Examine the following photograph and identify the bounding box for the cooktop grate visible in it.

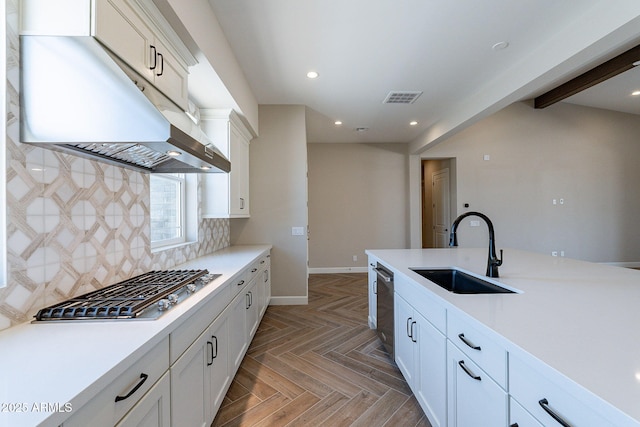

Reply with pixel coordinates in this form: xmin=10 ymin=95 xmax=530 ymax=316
xmin=34 ymin=270 xmax=209 ymax=321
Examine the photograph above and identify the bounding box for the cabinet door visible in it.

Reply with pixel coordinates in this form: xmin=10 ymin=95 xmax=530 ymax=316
xmin=116 ymin=372 xmax=171 ymax=427
xmin=151 ymin=38 xmax=189 ymax=111
xmin=246 ymin=278 xmax=260 ymax=339
xmin=394 ymin=293 xmax=415 ymax=385
xmin=229 ymin=290 xmax=249 ymax=374
xmin=229 ymin=123 xmax=250 ymax=216
xmin=414 ymin=312 xmax=446 ymax=427
xmin=94 ymin=0 xmax=154 ymax=82
xmin=208 ymin=313 xmax=231 ymax=419
xmin=170 ymin=330 xmax=209 ymax=427
xmin=447 ymin=342 xmax=507 ymax=427
xmin=259 ymin=257 xmax=271 ymax=318
xmin=367 ymin=260 xmax=377 ymax=329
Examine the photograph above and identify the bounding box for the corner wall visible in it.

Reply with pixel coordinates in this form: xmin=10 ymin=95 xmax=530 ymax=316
xmin=416 ymin=101 xmax=640 ymax=263
xmin=307 ymin=143 xmax=409 ymax=271
xmin=231 ymin=105 xmax=308 ymax=303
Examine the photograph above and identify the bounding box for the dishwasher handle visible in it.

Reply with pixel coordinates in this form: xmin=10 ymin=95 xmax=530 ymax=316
xmin=374 ymin=268 xmax=393 ymax=283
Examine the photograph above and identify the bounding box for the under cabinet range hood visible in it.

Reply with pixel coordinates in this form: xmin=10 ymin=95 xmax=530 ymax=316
xmin=20 ymin=36 xmax=231 ymax=174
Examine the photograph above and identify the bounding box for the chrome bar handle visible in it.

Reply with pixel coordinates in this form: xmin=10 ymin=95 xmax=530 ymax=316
xmin=373 ymin=268 xmax=392 ymax=283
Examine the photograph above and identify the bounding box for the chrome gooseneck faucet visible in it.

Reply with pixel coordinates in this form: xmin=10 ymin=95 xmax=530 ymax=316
xmin=449 ymin=211 xmax=503 ymax=278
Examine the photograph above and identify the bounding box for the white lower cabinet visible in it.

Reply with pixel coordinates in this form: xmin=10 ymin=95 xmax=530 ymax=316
xmin=170 ymin=252 xmax=271 ymax=427
xmin=258 ymin=255 xmax=271 ymax=318
xmin=116 ymin=372 xmax=171 ymax=427
xmin=246 ymin=278 xmax=260 ymax=340
xmin=229 ymin=280 xmax=249 ymax=373
xmin=395 ymin=292 xmax=446 ymax=427
xmin=447 ymin=342 xmax=507 ymax=427
xmin=207 ymin=314 xmax=232 ymax=416
xmin=170 ymin=313 xmax=230 ymax=427
xmin=509 ymin=353 xmax=615 ymax=427
xmin=62 ymin=338 xmax=170 ymax=427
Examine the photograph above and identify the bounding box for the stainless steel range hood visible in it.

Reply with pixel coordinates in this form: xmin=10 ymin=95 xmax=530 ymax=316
xmin=20 ymin=35 xmax=231 ymax=174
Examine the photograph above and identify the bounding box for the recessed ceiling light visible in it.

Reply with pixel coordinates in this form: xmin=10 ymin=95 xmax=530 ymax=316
xmin=409 ymin=121 xmax=418 ymax=126
xmin=306 ymin=71 xmax=319 ymax=79
xmin=200 ymin=165 xmax=211 ymax=170
xmin=334 ymin=120 xmax=343 ymax=125
xmin=632 ymin=90 xmax=640 ymax=96
xmin=492 ymin=41 xmax=509 ymax=51
xmin=166 ymin=150 xmax=181 ymax=156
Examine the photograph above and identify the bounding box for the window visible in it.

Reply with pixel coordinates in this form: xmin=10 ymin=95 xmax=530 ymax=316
xmin=150 ymin=174 xmax=186 ymax=248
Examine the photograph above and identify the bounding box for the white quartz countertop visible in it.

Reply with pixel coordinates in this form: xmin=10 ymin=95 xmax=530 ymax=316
xmin=366 ymin=247 xmax=640 ymax=424
xmin=0 ymin=245 xmax=271 ymax=427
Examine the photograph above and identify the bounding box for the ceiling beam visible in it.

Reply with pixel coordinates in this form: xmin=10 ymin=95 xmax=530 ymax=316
xmin=534 ymin=44 xmax=640 ymax=109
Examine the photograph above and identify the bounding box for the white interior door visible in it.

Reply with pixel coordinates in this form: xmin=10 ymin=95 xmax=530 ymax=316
xmin=432 ymin=169 xmax=450 ymax=248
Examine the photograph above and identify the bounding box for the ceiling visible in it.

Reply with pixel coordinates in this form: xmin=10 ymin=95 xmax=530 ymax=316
xmin=206 ymin=0 xmax=640 ymax=145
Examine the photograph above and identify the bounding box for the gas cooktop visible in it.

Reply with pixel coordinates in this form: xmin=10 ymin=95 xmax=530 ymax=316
xmin=33 ymin=270 xmax=221 ymax=322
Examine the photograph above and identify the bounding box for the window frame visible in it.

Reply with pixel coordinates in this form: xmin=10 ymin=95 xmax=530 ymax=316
xmin=150 ymin=173 xmax=187 ymax=250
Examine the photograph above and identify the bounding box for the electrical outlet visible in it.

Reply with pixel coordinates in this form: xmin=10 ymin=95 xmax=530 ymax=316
xmin=552 ymin=251 xmax=558 ymax=257
xmin=352 ymin=255 xmax=358 ymax=262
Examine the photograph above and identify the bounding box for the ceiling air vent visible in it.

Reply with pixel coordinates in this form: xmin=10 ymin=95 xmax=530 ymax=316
xmin=383 ymin=91 xmax=423 ymax=104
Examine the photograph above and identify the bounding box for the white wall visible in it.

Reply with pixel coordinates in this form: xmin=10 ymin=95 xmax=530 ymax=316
xmin=159 ymin=0 xmax=259 ymax=134
xmin=417 ymin=101 xmax=640 ymax=263
xmin=307 ymin=143 xmax=409 ymax=270
xmin=231 ymin=105 xmax=308 ymax=303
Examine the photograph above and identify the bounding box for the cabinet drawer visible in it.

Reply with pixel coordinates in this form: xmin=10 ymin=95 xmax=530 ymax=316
xmin=63 ymin=337 xmax=169 ymax=427
xmin=509 ymin=353 xmax=615 ymax=427
xmin=395 ymin=273 xmax=446 ymax=333
xmin=447 ymin=310 xmax=507 ymax=388
xmin=115 ymin=371 xmax=170 ymax=427
xmin=509 ymin=397 xmax=542 ymax=427
xmin=246 ymin=259 xmax=261 ymax=284
xmin=448 ymin=341 xmax=507 ymax=426
xmin=170 ymin=283 xmax=232 ymax=363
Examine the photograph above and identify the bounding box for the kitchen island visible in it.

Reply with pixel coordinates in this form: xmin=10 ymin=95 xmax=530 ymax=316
xmin=0 ymin=245 xmax=271 ymax=427
xmin=367 ymin=247 xmax=640 ymax=426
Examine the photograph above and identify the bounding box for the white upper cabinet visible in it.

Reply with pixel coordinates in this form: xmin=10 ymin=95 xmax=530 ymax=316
xmin=201 ymin=110 xmax=253 ymax=218
xmin=21 ymin=0 xmax=193 ymax=111
xmin=94 ymin=0 xmax=189 ymax=110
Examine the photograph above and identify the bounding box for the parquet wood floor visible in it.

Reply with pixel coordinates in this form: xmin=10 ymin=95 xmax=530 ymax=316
xmin=212 ymin=273 xmax=431 ymax=427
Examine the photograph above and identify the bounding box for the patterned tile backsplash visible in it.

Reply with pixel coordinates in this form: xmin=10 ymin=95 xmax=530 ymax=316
xmin=0 ymin=0 xmax=230 ymax=331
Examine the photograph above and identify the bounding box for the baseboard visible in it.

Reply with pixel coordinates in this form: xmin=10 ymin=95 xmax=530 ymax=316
xmin=308 ymin=267 xmax=368 ymax=274
xmin=268 ymin=296 xmax=308 ymax=305
xmin=600 ymin=261 xmax=640 ymax=269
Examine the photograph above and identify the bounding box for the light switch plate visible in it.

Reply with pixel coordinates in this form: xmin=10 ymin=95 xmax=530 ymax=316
xmin=291 ymin=227 xmax=305 ymax=236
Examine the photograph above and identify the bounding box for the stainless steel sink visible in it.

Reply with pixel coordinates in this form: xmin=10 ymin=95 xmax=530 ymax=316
xmin=411 ymin=268 xmax=516 ymax=294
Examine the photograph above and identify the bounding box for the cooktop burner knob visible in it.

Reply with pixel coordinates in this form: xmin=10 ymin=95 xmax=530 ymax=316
xmin=167 ymin=294 xmax=179 ymax=304
xmin=158 ymin=299 xmax=171 ymax=311
xmin=186 ymin=284 xmax=197 ymax=293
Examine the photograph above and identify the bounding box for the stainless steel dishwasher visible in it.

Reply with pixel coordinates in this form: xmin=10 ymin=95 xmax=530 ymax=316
xmin=375 ymin=263 xmax=394 ymax=359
